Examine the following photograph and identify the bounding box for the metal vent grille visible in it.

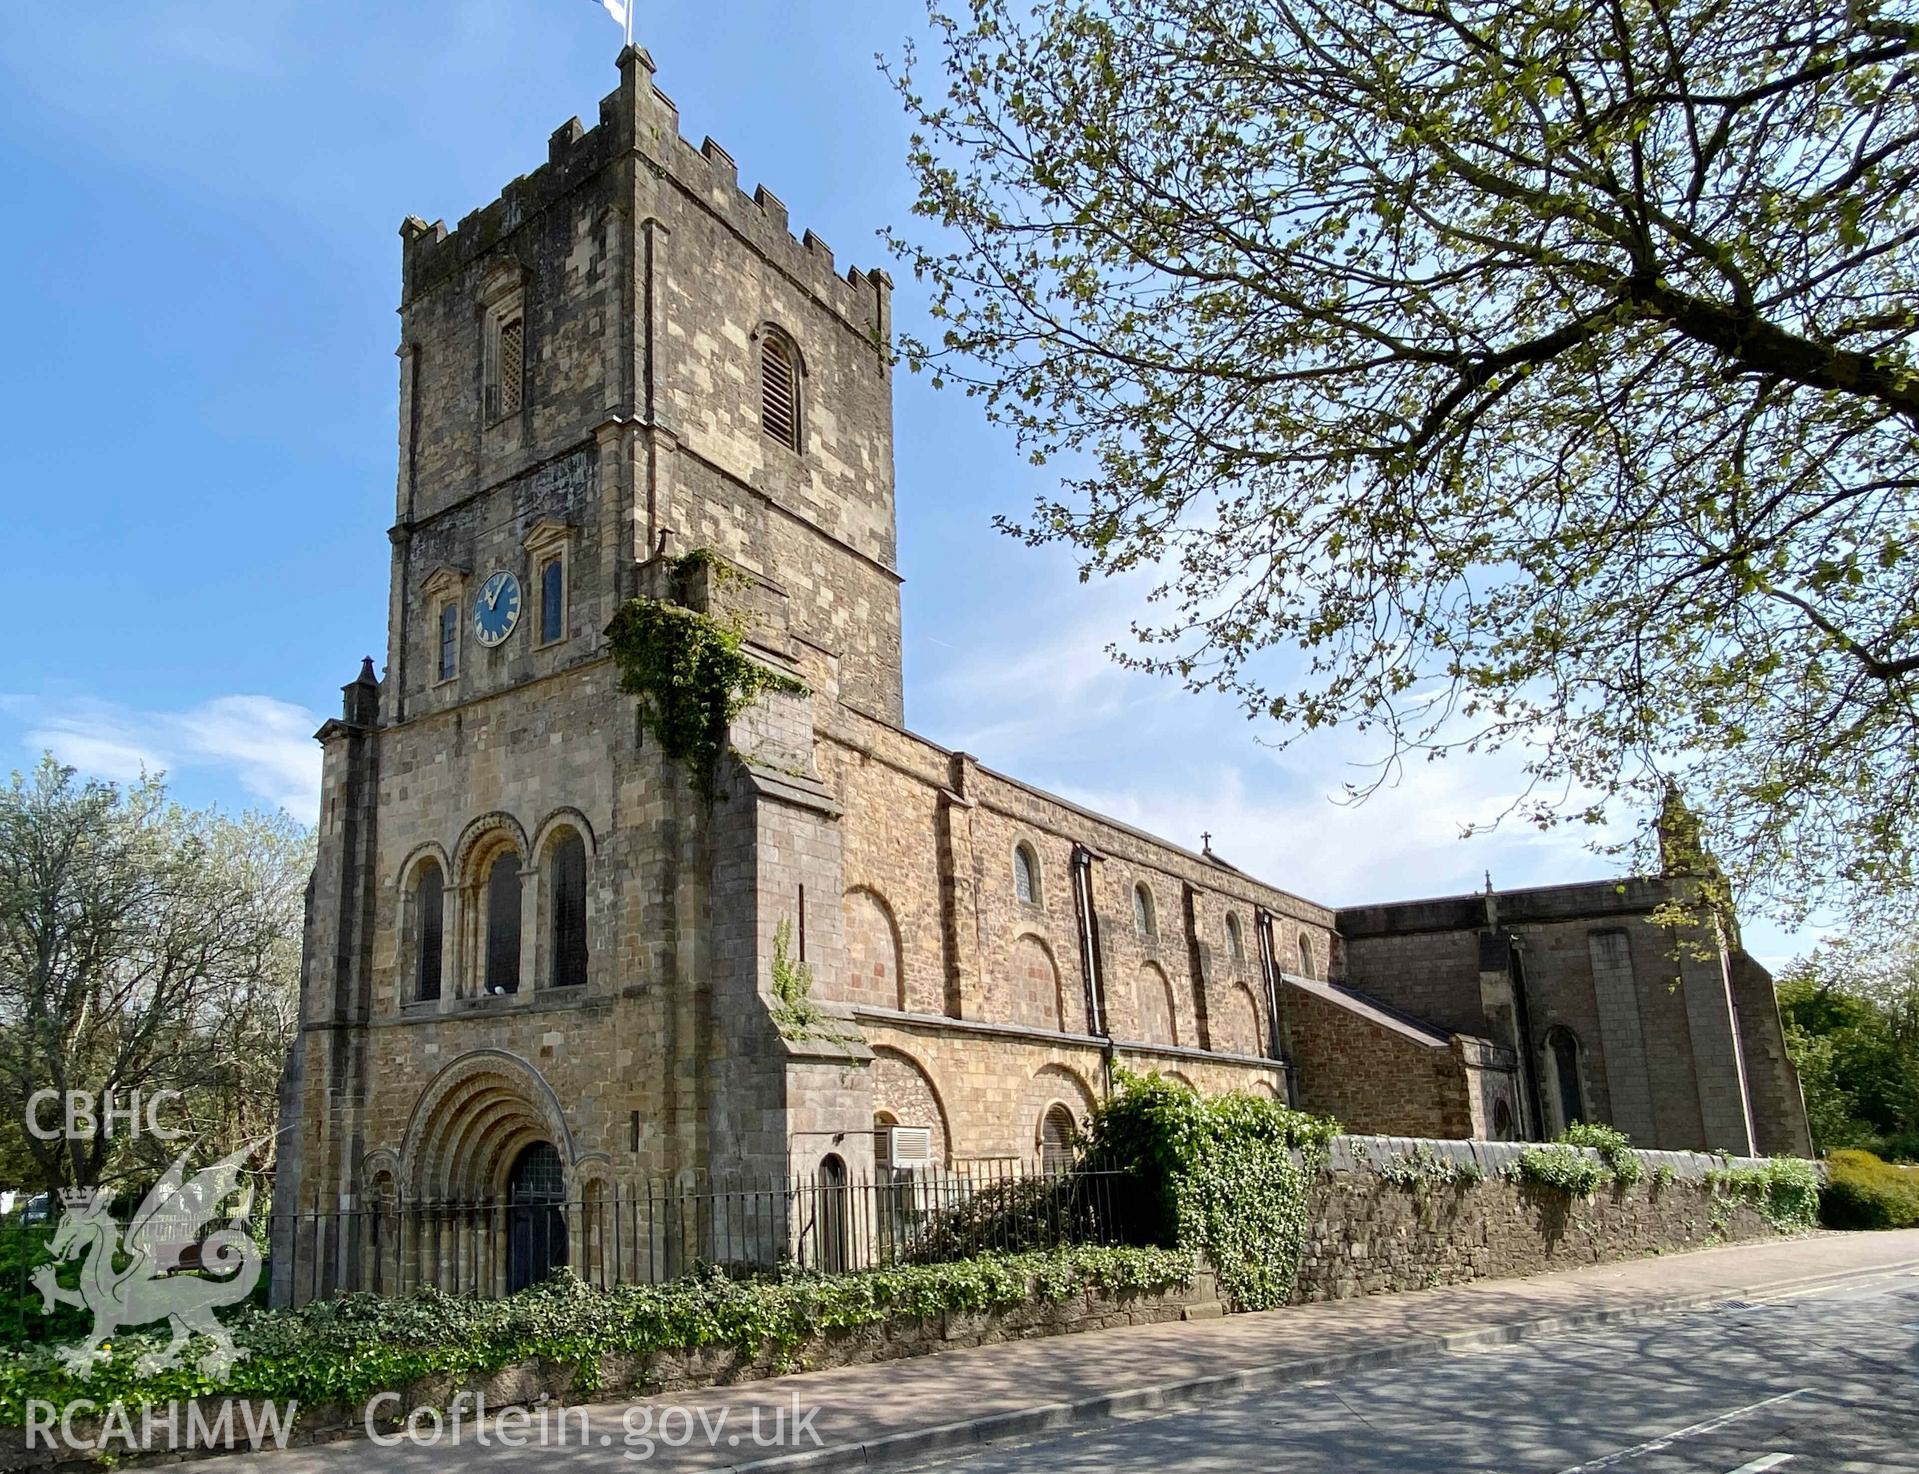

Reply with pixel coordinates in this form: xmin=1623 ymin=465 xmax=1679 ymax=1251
xmin=886 ymin=1125 xmax=933 ymax=1169
xmin=760 ymin=332 xmax=798 ymax=449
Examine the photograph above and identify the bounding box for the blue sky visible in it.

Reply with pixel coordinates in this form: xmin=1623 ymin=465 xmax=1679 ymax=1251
xmin=0 ymin=2 xmax=1804 ymax=963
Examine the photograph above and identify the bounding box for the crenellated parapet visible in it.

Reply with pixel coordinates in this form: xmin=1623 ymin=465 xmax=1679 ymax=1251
xmin=398 ymin=45 xmax=890 ymax=341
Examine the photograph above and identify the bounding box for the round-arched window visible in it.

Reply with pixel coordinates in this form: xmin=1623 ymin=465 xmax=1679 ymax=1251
xmin=485 ymin=849 xmax=523 ymax=995
xmin=548 ymin=831 xmax=588 ymax=988
xmin=1133 ymin=883 xmax=1157 ymax=938
xmin=412 ymin=858 xmax=444 ymax=1002
xmin=1039 ymin=1105 xmax=1077 ymax=1174
xmin=759 ymin=328 xmax=801 ymax=450
xmin=1013 ymin=844 xmax=1039 ymax=905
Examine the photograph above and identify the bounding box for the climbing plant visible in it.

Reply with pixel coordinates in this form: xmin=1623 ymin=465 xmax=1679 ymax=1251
xmin=606 ymin=550 xmax=807 ymax=800
xmin=1377 ymin=1144 xmax=1483 ymax=1192
xmin=1705 ymin=1156 xmax=1821 ymax=1233
xmin=766 ymin=917 xmax=856 ymax=1045
xmin=1082 ymin=1071 xmax=1337 ymax=1311
xmin=1558 ymin=1122 xmax=1645 ymax=1187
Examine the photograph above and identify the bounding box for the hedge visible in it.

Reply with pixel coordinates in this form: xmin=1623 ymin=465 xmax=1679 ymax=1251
xmin=0 ymin=1245 xmax=1193 ymax=1427
xmin=1821 ymin=1149 xmax=1919 ymax=1229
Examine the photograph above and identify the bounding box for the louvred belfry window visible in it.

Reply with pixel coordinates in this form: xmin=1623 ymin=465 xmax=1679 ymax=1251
xmin=497 ymin=317 xmax=525 ymax=417
xmin=760 ymin=330 xmax=799 ymax=450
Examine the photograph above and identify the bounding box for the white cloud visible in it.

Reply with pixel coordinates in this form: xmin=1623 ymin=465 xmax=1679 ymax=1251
xmin=1058 ymin=749 xmax=1615 ymax=909
xmin=911 ymin=575 xmax=1629 ymax=910
xmin=911 ymin=587 xmax=1811 ymax=964
xmin=1 ymin=692 xmax=323 ymax=823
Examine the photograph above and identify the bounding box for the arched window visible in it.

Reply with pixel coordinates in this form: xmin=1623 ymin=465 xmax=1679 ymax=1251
xmin=549 ymin=832 xmax=587 ymax=988
xmin=485 ymin=850 xmax=522 ymax=995
xmin=1225 ymin=912 xmax=1245 ymax=965
xmin=1039 ymin=1105 xmax=1076 ymax=1174
xmin=1013 ymin=843 xmax=1039 ymax=905
xmin=760 ymin=329 xmax=800 ymax=450
xmin=414 ymin=859 xmax=444 ymax=1002
xmin=1548 ymin=1026 xmax=1585 ymax=1129
xmin=1133 ymin=883 xmax=1157 ymax=938
xmin=1297 ymin=934 xmax=1315 ymax=979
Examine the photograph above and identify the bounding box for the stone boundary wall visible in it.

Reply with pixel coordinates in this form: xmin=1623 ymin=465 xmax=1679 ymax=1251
xmin=6 ymin=1273 xmax=1221 ymax=1468
xmin=1293 ymin=1134 xmax=1797 ymax=1304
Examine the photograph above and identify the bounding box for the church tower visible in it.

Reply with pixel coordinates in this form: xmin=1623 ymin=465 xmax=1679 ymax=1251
xmin=274 ymin=48 xmax=895 ymax=1300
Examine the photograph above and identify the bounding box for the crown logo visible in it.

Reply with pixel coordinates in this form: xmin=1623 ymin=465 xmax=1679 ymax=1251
xmin=57 ymin=1187 xmax=112 ymax=1211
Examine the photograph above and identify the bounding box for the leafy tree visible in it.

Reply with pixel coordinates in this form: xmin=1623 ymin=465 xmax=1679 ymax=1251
xmin=1778 ymin=936 xmax=1919 ymax=1158
xmin=889 ymin=0 xmax=1919 ymax=927
xmin=0 ymin=758 xmax=311 ymax=1193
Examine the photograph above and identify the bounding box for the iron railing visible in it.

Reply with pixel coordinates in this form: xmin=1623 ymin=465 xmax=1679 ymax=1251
xmin=0 ymin=1163 xmax=1138 ymax=1339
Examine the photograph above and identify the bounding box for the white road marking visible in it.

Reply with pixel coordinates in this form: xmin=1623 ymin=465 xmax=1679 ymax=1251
xmin=1551 ymin=1390 xmax=1811 ymax=1474
xmin=1725 ymin=1456 xmax=1794 ymax=1473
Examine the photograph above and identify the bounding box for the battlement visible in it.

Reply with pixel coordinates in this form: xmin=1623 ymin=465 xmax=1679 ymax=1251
xmin=399 ymin=45 xmax=890 ymax=341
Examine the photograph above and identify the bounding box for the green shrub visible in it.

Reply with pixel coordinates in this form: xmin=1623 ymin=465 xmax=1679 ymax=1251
xmin=1081 ymin=1071 xmax=1338 ymax=1311
xmin=1512 ymin=1143 xmax=1610 ymax=1196
xmin=0 ymin=1223 xmax=84 ymax=1345
xmin=1559 ymin=1122 xmax=1645 ymax=1186
xmin=1377 ymin=1144 xmax=1483 ymax=1190
xmin=0 ymin=1245 xmax=1192 ymax=1427
xmin=1820 ymin=1149 xmax=1919 ymax=1229
xmin=897 ymin=1173 xmax=1109 ymax=1263
xmin=1706 ymin=1156 xmax=1822 ymax=1233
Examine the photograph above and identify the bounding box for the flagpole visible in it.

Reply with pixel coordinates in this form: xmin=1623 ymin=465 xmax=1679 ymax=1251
xmin=625 ymin=4 xmax=632 ymax=47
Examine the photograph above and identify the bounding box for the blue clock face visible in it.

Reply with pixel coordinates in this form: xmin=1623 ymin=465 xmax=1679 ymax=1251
xmin=473 ymin=570 xmax=522 ymax=647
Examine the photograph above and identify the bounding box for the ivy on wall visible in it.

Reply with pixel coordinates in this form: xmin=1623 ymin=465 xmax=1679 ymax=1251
xmin=0 ymin=1248 xmax=1194 ymax=1429
xmin=606 ymin=550 xmax=807 ymax=800
xmin=1083 ymin=1071 xmax=1339 ymax=1311
xmin=1511 ymin=1126 xmax=1820 ymax=1235
xmin=1705 ymin=1156 xmax=1821 ymax=1233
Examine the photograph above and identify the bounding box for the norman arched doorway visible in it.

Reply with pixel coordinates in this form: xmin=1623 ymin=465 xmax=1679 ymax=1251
xmin=506 ymin=1140 xmax=567 ymax=1293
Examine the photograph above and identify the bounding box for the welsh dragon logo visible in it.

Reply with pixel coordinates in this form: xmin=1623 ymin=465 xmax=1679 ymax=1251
xmin=32 ymin=1139 xmax=267 ymax=1378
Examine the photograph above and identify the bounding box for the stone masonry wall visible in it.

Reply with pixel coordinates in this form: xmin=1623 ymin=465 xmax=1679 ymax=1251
xmin=1292 ymin=1136 xmax=1797 ymax=1303
xmin=815 ymin=707 xmax=1327 ymax=1164
xmin=1280 ymin=981 xmax=1483 ymax=1138
xmin=1338 ymin=880 xmax=1800 ymax=1153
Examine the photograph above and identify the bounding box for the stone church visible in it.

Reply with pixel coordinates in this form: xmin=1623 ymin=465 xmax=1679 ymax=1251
xmin=273 ymin=49 xmax=1809 ymax=1299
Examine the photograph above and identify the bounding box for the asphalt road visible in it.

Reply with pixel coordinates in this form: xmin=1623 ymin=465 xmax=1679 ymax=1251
xmin=895 ymin=1269 xmax=1919 ymax=1474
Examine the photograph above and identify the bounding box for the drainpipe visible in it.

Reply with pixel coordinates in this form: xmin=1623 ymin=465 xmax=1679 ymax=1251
xmin=1071 ymin=846 xmax=1114 ymax=1096
xmin=1509 ymin=940 xmax=1547 ymax=1140
xmin=1256 ymin=908 xmax=1299 ymax=1106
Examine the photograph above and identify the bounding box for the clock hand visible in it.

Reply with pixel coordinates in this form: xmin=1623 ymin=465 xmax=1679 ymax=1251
xmin=487 ymin=578 xmax=503 ymax=610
